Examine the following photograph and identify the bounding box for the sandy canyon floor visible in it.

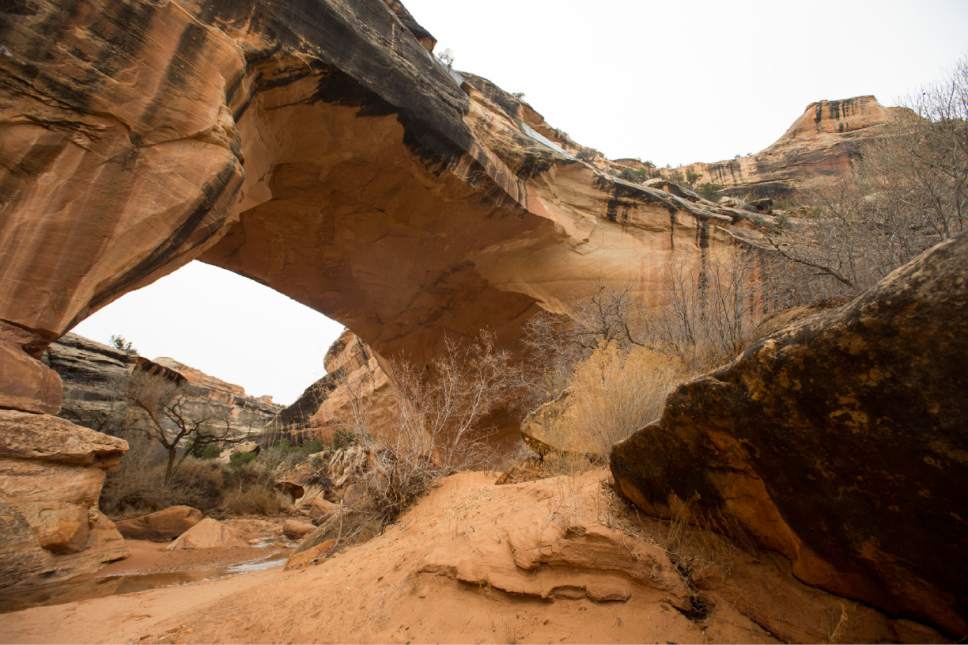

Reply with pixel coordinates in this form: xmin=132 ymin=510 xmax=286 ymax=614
xmin=0 ymin=471 xmax=944 ymax=644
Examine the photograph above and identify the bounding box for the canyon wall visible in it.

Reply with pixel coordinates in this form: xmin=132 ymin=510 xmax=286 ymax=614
xmin=278 ymin=91 xmax=904 ymax=444
xmin=271 ymin=329 xmax=395 ymax=444
xmin=45 ymin=333 xmax=281 ymax=436
xmin=0 ymin=0 xmax=767 ymax=419
xmin=664 ymin=96 xmax=908 ymax=199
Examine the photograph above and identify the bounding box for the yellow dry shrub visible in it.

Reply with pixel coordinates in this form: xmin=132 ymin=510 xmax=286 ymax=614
xmin=530 ymin=343 xmax=686 ymax=456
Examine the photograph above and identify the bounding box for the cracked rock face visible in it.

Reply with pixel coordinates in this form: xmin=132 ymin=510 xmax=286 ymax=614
xmin=611 ymin=234 xmax=968 ymax=637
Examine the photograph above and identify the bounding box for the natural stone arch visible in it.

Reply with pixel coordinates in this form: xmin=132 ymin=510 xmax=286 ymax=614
xmin=0 ymin=0 xmax=760 ymax=419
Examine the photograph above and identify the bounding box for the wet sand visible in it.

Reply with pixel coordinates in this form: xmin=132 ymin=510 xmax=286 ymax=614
xmin=0 ymin=523 xmax=293 ymax=615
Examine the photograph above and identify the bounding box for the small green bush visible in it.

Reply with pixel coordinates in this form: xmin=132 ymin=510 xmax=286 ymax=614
xmin=229 ymin=451 xmax=258 ymax=468
xmin=697 ymin=182 xmax=724 ymax=201
xmin=330 ymin=430 xmax=357 ymax=451
xmin=619 ymin=167 xmax=648 ymax=183
xmin=259 ymin=437 xmax=326 ymax=472
xmin=193 ymin=443 xmax=221 ymax=460
xmin=301 ymin=439 xmax=324 ymax=454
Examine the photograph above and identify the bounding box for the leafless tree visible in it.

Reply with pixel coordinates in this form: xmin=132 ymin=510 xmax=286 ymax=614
xmin=302 ymin=331 xmax=517 ymax=548
xmin=125 ymin=370 xmax=242 ymax=485
xmin=641 ymin=252 xmax=764 ymax=369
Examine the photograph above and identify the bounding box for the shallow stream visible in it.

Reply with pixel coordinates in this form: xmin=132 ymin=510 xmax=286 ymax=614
xmin=0 ymin=550 xmax=290 ymax=614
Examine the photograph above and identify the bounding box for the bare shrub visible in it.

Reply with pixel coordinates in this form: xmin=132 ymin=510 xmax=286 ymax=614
xmin=390 ymin=330 xmax=515 ymax=469
xmin=299 ymin=331 xmax=516 ymax=552
xmin=524 ymin=344 xmax=685 ymax=456
xmin=644 ymin=252 xmax=764 ymax=370
xmin=522 ymin=252 xmax=764 ymax=422
xmin=100 ymin=434 xmax=227 ymax=515
xmin=520 ymin=311 xmax=587 ymax=407
xmin=169 ymin=459 xmax=227 ymax=507
xmin=101 ymin=432 xmax=291 ymax=517
xmin=99 ymin=431 xmax=170 ymax=515
xmin=520 ymin=287 xmax=650 ymax=408
xmin=516 ymin=254 xmax=763 ymax=464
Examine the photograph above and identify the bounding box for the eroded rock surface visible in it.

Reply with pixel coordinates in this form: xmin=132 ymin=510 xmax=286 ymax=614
xmin=153 ymin=357 xmax=281 ymax=435
xmin=271 ymin=329 xmax=396 ymax=443
xmin=2 ymin=1 xmax=955 ymax=629
xmin=0 ymin=411 xmax=128 ymax=593
xmin=0 ymin=470 xmax=945 ymax=643
xmin=611 ymin=234 xmax=968 ymax=636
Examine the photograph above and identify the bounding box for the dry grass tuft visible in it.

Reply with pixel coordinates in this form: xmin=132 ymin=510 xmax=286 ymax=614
xmin=221 ymin=484 xmax=289 ymax=516
xmin=522 ymin=343 xmax=687 ymax=457
xmin=565 ymin=343 xmax=686 ymax=453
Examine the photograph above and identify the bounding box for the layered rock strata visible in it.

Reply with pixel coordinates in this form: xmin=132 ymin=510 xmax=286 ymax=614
xmin=1 ymin=0 xmax=945 ymax=625
xmin=663 ymin=96 xmax=908 ymax=198
xmin=44 ymin=333 xmax=281 ymax=436
xmin=271 ymin=329 xmax=395 ymax=443
xmin=151 ymin=357 xmax=281 ymax=436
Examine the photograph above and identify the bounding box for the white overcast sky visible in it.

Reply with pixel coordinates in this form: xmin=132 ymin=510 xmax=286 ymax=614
xmin=74 ymin=0 xmax=968 ymax=405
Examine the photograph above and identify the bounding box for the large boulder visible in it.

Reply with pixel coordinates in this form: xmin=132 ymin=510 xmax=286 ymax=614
xmin=166 ymin=518 xmax=248 ymax=550
xmin=285 ymin=538 xmax=337 ymax=571
xmin=0 ymin=410 xmax=126 ymax=467
xmin=611 ymin=234 xmax=968 ymax=637
xmin=217 ymin=441 xmax=260 ymax=464
xmin=116 ymin=506 xmax=204 ymax=542
xmin=0 ymin=411 xmax=128 ymax=591
xmin=283 ymin=519 xmax=316 ymax=541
